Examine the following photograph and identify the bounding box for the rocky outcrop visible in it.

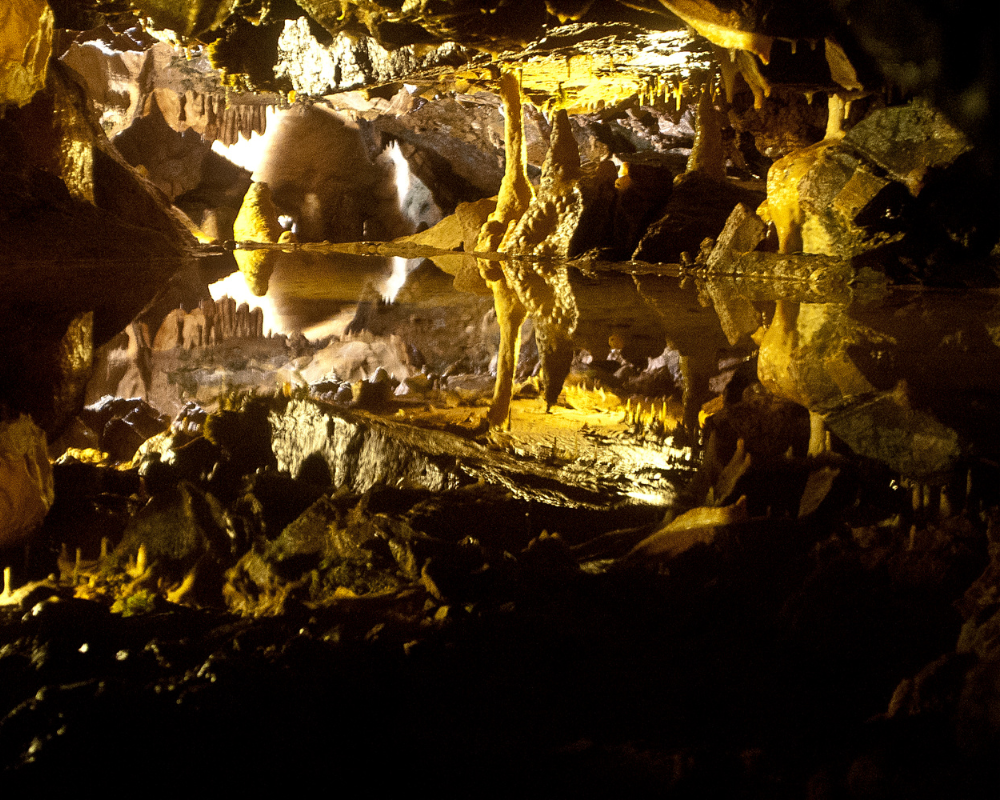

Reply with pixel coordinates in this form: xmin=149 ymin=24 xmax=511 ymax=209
xmin=60 ymin=35 xmax=277 ymax=145
xmin=274 ymin=15 xmax=472 ymax=98
xmin=0 ymin=0 xmax=53 ymax=108
xmin=111 ymin=98 xmax=252 ymax=240
xmin=268 ymin=396 xmax=692 ymax=508
xmin=367 ymin=91 xmax=507 ymax=211
xmin=0 ymin=415 xmax=54 ymax=548
xmin=255 ymin=105 xmax=411 ymax=242
xmin=0 ymin=60 xmax=199 ymax=435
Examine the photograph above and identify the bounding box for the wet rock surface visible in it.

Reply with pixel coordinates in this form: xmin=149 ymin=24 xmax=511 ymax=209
xmin=2 ymin=392 xmax=999 ymax=795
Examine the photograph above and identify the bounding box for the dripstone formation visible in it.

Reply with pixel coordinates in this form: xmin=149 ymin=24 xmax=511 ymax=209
xmin=2 ymin=1 xmax=999 ymax=795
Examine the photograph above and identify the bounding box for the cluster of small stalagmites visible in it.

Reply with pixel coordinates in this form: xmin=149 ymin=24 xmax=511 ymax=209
xmin=621 ymin=395 xmax=681 ymax=441
xmin=306 ymin=366 xmax=413 ymax=411
xmin=152 ymin=296 xmax=266 ymax=351
xmin=897 ymin=470 xmax=991 ymax=533
xmin=562 ymin=378 xmax=680 ymax=438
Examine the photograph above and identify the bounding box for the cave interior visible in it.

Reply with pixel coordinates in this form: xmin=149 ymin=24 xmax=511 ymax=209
xmin=2 ymin=0 xmax=1000 ymax=795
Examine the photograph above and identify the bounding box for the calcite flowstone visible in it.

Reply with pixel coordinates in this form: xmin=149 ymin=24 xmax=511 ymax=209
xmin=758 ymin=101 xmax=974 ymax=265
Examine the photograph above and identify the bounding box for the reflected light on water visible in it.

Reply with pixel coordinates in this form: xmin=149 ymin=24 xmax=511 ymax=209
xmin=208 ymin=270 xmax=286 ymax=337
xmin=385 ymin=140 xmax=416 ymax=303
xmin=383 ymin=256 xmax=410 ymax=303
xmin=207 ymin=112 xmax=420 ymax=335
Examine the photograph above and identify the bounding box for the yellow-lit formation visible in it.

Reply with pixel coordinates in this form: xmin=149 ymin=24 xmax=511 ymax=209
xmin=233 ymin=181 xmax=290 ymax=296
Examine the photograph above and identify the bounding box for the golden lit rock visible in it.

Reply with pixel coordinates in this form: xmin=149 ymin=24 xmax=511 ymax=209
xmin=824 ymin=37 xmax=863 ymax=92
xmin=0 ymin=0 xmax=53 ymax=108
xmin=0 ymin=415 xmax=54 ymax=548
xmin=759 ymin=138 xmax=836 ymax=255
xmin=628 ymin=495 xmax=749 ymax=562
xmin=661 ymin=0 xmax=773 ymax=62
xmin=129 ymin=0 xmax=235 ymax=41
xmin=51 ymin=311 xmax=95 ymax=435
xmin=233 ymin=181 xmax=284 ymax=296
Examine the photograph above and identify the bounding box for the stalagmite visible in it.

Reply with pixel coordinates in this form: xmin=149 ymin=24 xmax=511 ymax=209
xmin=233 ymin=182 xmax=284 ymax=297
xmin=687 ymin=89 xmax=727 ymax=180
xmin=476 ymin=70 xmax=534 ymax=429
xmin=201 ymin=298 xmax=217 ymax=345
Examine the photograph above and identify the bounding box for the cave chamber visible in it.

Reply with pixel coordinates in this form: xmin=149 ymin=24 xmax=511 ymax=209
xmin=1 ymin=0 xmax=1000 ymax=795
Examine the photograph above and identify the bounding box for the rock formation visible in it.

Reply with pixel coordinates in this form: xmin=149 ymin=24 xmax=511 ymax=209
xmin=2 ymin=3 xmax=1000 ymax=794
xmin=0 ymin=0 xmax=53 ymax=108
xmin=0 ymin=415 xmax=54 ymax=548
xmin=259 ymin=105 xmax=410 ymax=240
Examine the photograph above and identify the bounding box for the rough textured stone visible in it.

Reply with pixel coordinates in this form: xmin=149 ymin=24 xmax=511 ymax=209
xmin=370 ymin=93 xmax=506 ymax=210
xmin=275 ymin=15 xmax=471 ymax=97
xmin=633 ymin=171 xmax=765 ymax=263
xmin=0 ymin=415 xmax=54 ymax=548
xmin=824 ymin=382 xmax=961 ymax=476
xmin=268 ymin=398 xmax=689 ymax=508
xmin=0 ymin=0 xmax=53 ymax=108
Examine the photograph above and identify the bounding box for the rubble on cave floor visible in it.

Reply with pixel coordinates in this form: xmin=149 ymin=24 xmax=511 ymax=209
xmin=2 ymin=377 xmax=1000 ymax=794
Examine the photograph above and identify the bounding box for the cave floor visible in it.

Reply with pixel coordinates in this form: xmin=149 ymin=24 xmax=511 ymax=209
xmin=2 ymin=388 xmax=997 ymax=796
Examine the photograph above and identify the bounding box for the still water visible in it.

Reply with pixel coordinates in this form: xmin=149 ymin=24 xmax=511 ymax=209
xmin=189 ymin=237 xmax=1000 ymax=481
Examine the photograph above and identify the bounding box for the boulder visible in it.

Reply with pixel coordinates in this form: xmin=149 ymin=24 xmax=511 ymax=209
xmin=254 ymin=105 xmax=410 ymax=242
xmin=0 ymin=415 xmax=54 ymax=548
xmin=112 ymin=479 xmax=232 ymax=596
xmin=633 ymin=171 xmax=765 ymax=262
xmin=757 ymin=100 xmax=992 ymax=278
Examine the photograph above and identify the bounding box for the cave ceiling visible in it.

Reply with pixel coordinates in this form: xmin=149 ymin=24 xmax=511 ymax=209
xmin=35 ymin=0 xmax=994 ymax=164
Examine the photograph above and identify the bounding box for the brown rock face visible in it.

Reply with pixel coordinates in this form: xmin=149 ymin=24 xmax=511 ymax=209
xmin=255 ymin=105 xmax=411 ymax=242
xmin=0 ymin=60 xmax=200 ymax=438
xmin=634 ymin=171 xmax=765 ymax=263
xmin=0 ymin=0 xmax=53 ymax=108
xmin=0 ymin=415 xmax=54 ymax=549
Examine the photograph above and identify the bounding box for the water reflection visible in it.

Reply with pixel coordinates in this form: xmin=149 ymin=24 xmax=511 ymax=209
xmin=212 ymin=249 xmax=421 ymax=338
xmin=109 ymin=240 xmax=1000 ymax=475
